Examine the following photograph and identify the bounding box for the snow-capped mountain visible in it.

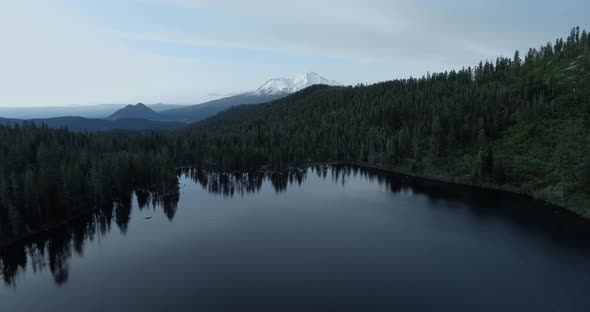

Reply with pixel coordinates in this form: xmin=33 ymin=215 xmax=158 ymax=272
xmin=254 ymin=72 xmax=341 ymax=95
xmin=160 ymin=72 xmax=341 ymax=122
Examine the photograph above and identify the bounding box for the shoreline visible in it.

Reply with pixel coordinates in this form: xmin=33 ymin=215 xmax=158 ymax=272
xmin=341 ymin=161 xmax=589 ymax=220
xmin=194 ymin=161 xmax=588 ymax=220
xmin=2 ymin=163 xmax=588 ymax=252
xmin=259 ymin=161 xmax=587 ymax=220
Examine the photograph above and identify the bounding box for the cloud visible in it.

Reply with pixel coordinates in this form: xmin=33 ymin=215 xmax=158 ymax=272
xmin=115 ymin=0 xmax=570 ymax=67
xmin=1 ymin=0 xmax=589 ymax=106
xmin=129 ymin=0 xmax=451 ymax=63
xmin=0 ymin=1 xmax=238 ymax=106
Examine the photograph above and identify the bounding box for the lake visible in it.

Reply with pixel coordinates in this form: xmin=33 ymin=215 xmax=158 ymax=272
xmin=1 ymin=165 xmax=590 ymax=311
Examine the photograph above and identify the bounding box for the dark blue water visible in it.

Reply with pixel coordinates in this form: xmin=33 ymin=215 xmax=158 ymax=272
xmin=1 ymin=166 xmax=590 ymax=311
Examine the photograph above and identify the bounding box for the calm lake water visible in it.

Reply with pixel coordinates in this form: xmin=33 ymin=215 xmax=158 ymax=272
xmin=1 ymin=166 xmax=590 ymax=311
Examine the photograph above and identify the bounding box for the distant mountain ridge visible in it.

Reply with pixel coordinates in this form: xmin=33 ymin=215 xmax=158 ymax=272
xmin=159 ymin=72 xmax=341 ymax=123
xmin=0 ymin=103 xmax=185 ymax=119
xmin=0 ymin=72 xmax=341 ymax=125
xmin=159 ymin=93 xmax=285 ymax=123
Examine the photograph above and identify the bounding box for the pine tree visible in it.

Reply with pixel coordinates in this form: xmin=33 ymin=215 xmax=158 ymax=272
xmin=583 ymin=158 xmax=590 ymax=192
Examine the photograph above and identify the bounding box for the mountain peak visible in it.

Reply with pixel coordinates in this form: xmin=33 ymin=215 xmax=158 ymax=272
xmin=107 ymin=103 xmax=163 ymax=121
xmin=254 ymin=72 xmax=341 ymax=96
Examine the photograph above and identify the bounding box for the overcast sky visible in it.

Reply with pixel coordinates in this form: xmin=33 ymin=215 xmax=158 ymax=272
xmin=1 ymin=0 xmax=588 ymax=107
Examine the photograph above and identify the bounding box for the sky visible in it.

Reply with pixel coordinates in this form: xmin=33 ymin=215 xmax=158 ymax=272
xmin=0 ymin=0 xmax=589 ymax=107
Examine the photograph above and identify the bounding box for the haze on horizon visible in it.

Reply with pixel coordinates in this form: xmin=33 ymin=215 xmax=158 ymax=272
xmin=1 ymin=0 xmax=589 ymax=107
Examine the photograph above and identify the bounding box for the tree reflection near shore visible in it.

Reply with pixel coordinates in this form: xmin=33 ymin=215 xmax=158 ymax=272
xmin=2 ymin=165 xmax=589 ymax=287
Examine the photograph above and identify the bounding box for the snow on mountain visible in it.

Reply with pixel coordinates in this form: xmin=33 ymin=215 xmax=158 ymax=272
xmin=159 ymin=72 xmax=342 ymax=122
xmin=254 ymin=72 xmax=341 ymax=95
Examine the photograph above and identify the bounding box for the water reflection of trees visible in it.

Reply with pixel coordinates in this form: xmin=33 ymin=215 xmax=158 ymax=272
xmin=0 ymin=189 xmax=179 ymax=287
xmin=182 ymin=167 xmax=308 ymax=196
xmin=2 ymin=165 xmax=590 ymax=288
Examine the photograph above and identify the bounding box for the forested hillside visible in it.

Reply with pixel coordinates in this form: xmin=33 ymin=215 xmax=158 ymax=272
xmin=1 ymin=28 xmax=589 ymax=246
xmin=179 ymin=27 xmax=590 ymax=214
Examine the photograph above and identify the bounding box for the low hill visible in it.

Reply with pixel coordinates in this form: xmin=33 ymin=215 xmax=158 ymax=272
xmin=107 ymin=103 xmax=165 ymax=121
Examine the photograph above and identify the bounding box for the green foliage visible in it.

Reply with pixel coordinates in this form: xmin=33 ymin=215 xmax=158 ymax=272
xmin=493 ymin=158 xmax=506 ymax=185
xmin=478 ymin=145 xmax=494 ymax=178
xmin=583 ymin=158 xmax=590 ymax=191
